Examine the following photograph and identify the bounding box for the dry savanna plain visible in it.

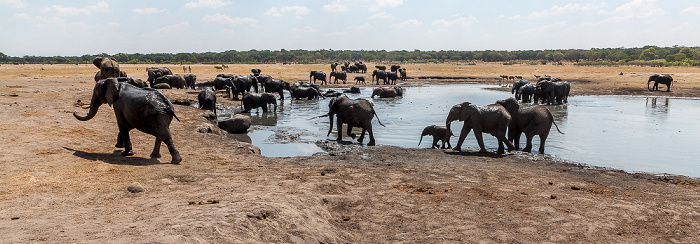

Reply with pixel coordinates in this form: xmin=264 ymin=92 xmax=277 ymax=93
xmin=1 ymin=62 xmax=700 ymax=243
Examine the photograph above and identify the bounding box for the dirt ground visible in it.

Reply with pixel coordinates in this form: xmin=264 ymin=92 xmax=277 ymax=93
xmin=1 ymin=63 xmax=699 ymax=243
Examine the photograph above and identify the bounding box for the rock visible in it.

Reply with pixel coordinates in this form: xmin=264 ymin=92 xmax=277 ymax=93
xmin=200 ymin=111 xmax=216 ymax=121
xmin=195 ymin=123 xmax=226 ymax=135
xmin=127 ymin=182 xmax=145 ymax=193
xmin=218 ymin=114 xmax=251 ymax=134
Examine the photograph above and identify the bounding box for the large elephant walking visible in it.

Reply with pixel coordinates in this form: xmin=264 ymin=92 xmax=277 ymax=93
xmin=444 ymin=102 xmax=515 ymax=154
xmin=326 ymin=96 xmax=385 ymax=146
xmin=264 ymin=79 xmax=291 ymax=100
xmin=232 ymin=76 xmax=259 ymax=100
xmin=372 ymin=70 xmax=388 ymax=85
xmin=496 ymin=98 xmax=563 ymax=153
xmin=241 ymin=93 xmax=277 ymax=113
xmin=73 ymin=78 xmax=182 ymax=164
xmin=310 ymin=71 xmax=327 ymax=85
xmin=329 ymin=71 xmax=347 ymax=84
xmin=648 ymin=74 xmax=673 ymax=92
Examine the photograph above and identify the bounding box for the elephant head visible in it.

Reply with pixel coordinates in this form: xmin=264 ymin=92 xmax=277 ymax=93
xmin=326 ymin=96 xmax=348 ymax=136
xmin=251 ymin=69 xmax=262 ymax=76
xmin=371 ymin=88 xmax=384 ymax=98
xmin=93 ymin=57 xmax=120 ymax=80
xmin=74 ymin=78 xmax=120 ymax=121
xmin=418 ymin=125 xmax=438 ymax=146
xmin=444 ymin=102 xmax=475 ymax=143
xmin=263 ymin=93 xmax=277 ymax=111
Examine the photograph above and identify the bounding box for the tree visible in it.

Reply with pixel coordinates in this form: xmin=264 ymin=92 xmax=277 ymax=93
xmin=552 ymin=52 xmax=565 ymax=62
xmin=640 ymin=47 xmax=658 ymax=61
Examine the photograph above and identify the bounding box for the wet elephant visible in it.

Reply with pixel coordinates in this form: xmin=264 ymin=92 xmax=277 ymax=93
xmin=326 ymin=96 xmax=385 ymax=146
xmin=183 ymin=74 xmax=196 ymax=89
xmin=232 ymin=76 xmax=259 ymax=100
xmin=511 ymin=79 xmax=529 ymax=100
xmin=444 ymin=101 xmax=515 ymax=154
xmin=291 ymin=87 xmax=321 ymax=100
xmin=264 ymin=79 xmax=291 ymax=100
xmin=371 ymin=87 xmax=403 ymax=98
xmin=496 ymin=98 xmax=563 ymax=154
xmin=241 ymin=93 xmax=277 ymax=113
xmin=198 ymin=87 xmax=217 ymax=121
xmin=329 ymin=71 xmax=347 ymax=84
xmin=518 ymin=84 xmax=535 ymax=103
xmin=93 ymin=57 xmax=120 ymax=80
xmin=372 ymin=70 xmax=387 ymax=85
xmin=536 ymin=80 xmax=570 ymax=105
xmin=73 ymin=78 xmax=182 ymax=164
xmin=146 ymin=67 xmax=173 ymax=87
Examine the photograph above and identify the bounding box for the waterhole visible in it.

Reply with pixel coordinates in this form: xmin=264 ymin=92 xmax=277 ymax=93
xmin=218 ymin=83 xmax=700 ymax=177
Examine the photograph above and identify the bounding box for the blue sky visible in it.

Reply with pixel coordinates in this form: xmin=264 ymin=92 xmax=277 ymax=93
xmin=1 ymin=0 xmax=699 ymax=56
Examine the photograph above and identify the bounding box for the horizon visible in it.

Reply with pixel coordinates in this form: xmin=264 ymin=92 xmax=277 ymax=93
xmin=2 ymin=0 xmax=700 ymax=57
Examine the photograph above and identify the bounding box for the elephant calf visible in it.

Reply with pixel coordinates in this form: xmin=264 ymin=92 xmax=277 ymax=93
xmin=198 ymin=87 xmax=217 ymax=120
xmin=371 ymin=87 xmax=403 ymax=98
xmin=419 ymin=125 xmax=453 ymax=149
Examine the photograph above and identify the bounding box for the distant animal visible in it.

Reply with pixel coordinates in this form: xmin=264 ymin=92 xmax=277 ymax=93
xmin=152 ymin=83 xmax=171 ymax=89
xmin=146 ymin=67 xmax=173 ymax=87
xmin=154 ymin=74 xmax=186 ymax=89
xmin=375 ymin=65 xmax=387 ymax=71
xmin=310 ymin=71 xmax=327 ymax=85
xmin=372 ymin=70 xmax=388 ymax=85
xmin=214 ymin=66 xmax=223 ymax=70
xmin=183 ymin=74 xmax=196 ymax=89
xmin=418 ymin=125 xmax=453 ymax=149
xmin=331 ymin=63 xmax=338 ymax=72
xmin=648 ymin=74 xmax=673 ymax=92
xmin=390 ymin=65 xmax=401 ymax=72
xmin=329 ymin=71 xmax=347 ymax=84
xmin=291 ymin=86 xmax=321 ymax=100
xmin=371 ymin=87 xmax=403 ymax=98
xmin=354 ymin=76 xmax=366 ymax=84
xmin=399 ymin=68 xmax=407 ymax=81
xmin=73 ymin=78 xmax=182 ymax=164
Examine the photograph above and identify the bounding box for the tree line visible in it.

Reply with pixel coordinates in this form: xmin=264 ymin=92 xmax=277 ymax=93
xmin=2 ymin=46 xmax=700 ymax=67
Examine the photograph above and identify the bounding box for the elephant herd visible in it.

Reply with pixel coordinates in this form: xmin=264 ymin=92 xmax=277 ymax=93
xmin=511 ymin=77 xmax=570 ymax=105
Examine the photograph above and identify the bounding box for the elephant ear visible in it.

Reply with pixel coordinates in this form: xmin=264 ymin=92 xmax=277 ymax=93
xmin=104 ymin=79 xmax=121 ymax=106
xmin=93 ymin=57 xmax=104 ymax=68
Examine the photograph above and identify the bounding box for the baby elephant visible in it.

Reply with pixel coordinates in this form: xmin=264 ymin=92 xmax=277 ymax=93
xmin=418 ymin=125 xmax=453 ymax=149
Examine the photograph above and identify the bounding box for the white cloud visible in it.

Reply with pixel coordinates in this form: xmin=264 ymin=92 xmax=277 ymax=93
xmin=680 ymin=6 xmax=700 ymax=15
xmin=433 ymin=16 xmax=476 ymax=27
xmin=521 ymin=21 xmax=568 ymax=34
xmin=185 ymin=0 xmax=231 ymax=9
xmin=349 ymin=23 xmax=373 ymax=31
xmin=529 ymin=3 xmax=602 ymax=19
xmin=266 ymin=6 xmax=310 ymax=17
xmin=292 ymin=26 xmax=319 ymax=33
xmin=323 ymin=1 xmax=349 ymax=13
xmin=368 ymin=0 xmax=404 ymax=11
xmin=369 ymin=11 xmax=392 ymax=19
xmin=133 ymin=8 xmax=166 ymax=14
xmin=155 ymin=22 xmax=190 ymax=34
xmin=202 ymin=13 xmax=257 ymax=25
xmin=40 ymin=2 xmax=108 ymax=17
xmin=107 ymin=22 xmax=119 ymax=27
xmin=392 ymin=19 xmax=421 ymax=29
xmin=509 ymin=15 xmax=522 ymax=19
xmin=0 ymin=0 xmax=27 ymax=8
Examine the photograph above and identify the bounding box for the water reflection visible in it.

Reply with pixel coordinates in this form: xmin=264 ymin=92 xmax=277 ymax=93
xmin=645 ymin=97 xmax=669 ymax=116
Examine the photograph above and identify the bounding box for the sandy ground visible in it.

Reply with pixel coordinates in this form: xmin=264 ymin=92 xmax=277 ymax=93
xmin=1 ymin=63 xmax=699 ymax=243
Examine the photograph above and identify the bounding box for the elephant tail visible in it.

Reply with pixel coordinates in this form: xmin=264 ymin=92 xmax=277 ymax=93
xmin=552 ymin=120 xmax=563 ymax=134
xmin=373 ymin=111 xmax=386 ymax=127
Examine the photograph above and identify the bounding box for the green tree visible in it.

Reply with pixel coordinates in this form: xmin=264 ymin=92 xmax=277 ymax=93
xmin=640 ymin=47 xmax=658 ymax=61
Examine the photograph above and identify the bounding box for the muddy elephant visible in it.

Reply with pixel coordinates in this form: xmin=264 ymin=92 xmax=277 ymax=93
xmin=496 ymin=98 xmax=563 ymax=154
xmin=371 ymin=87 xmax=403 ymax=98
xmin=198 ymin=87 xmax=217 ymax=111
xmin=264 ymin=79 xmax=291 ymax=100
xmin=73 ymin=78 xmax=182 ymax=164
xmin=648 ymin=74 xmax=673 ymax=92
xmin=518 ymin=84 xmax=535 ymax=103
xmin=329 ymin=71 xmax=347 ymax=84
xmin=326 ymin=96 xmax=385 ymax=146
xmin=183 ymin=74 xmax=196 ymax=89
xmin=242 ymin=93 xmax=277 ymax=113
xmin=418 ymin=125 xmax=453 ymax=149
xmin=232 ymin=76 xmax=259 ymax=100
xmin=511 ymin=80 xmax=529 ymax=100
xmin=93 ymin=57 xmax=120 ymax=80
xmin=536 ymin=80 xmax=570 ymax=105
xmin=291 ymin=87 xmax=321 ymax=100
xmin=213 ymin=76 xmax=237 ymax=98
xmin=152 ymin=83 xmax=171 ymax=89
xmin=444 ymin=101 xmax=515 ymax=154
xmin=146 ymin=67 xmax=173 ymax=87
xmin=310 ymin=71 xmax=328 ymax=85
xmin=154 ymin=74 xmax=186 ymax=89
xmin=372 ymin=70 xmax=388 ymax=85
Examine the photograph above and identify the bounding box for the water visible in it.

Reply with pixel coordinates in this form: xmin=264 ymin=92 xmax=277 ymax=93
xmin=221 ymin=83 xmax=700 ymax=178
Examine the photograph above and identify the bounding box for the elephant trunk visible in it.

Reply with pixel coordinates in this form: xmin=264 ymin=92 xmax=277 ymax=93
xmin=648 ymin=80 xmax=653 ymax=91
xmin=73 ymin=94 xmax=101 ymax=121
xmin=327 ymin=113 xmax=334 ymax=137
xmin=418 ymin=135 xmax=425 ymax=146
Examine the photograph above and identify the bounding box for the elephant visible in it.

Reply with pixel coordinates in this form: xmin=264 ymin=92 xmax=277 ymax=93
xmin=355 ymin=62 xmax=367 ymax=73
xmin=146 ymin=67 xmax=173 ymax=87
xmin=331 ymin=63 xmax=338 ymax=72
xmin=232 ymin=76 xmax=259 ymax=100
xmin=254 ymin=75 xmax=272 ymax=92
xmin=443 ymin=101 xmax=515 ymax=154
xmin=329 ymin=71 xmax=347 ymax=84
xmin=213 ymin=76 xmax=237 ymax=98
xmin=372 ymin=70 xmax=388 ymax=85
xmin=371 ymin=87 xmax=403 ymax=98
xmin=343 ymin=87 xmax=361 ymax=94
xmin=93 ymin=57 xmax=120 ymax=80
xmin=418 ymin=125 xmax=453 ymax=149
xmin=386 ymin=72 xmax=399 ymax=85
xmin=496 ymin=98 xmax=563 ymax=154
xmin=154 ymin=74 xmax=186 ymax=89
xmin=536 ymin=80 xmax=570 ymax=105
xmin=518 ymin=84 xmax=536 ymax=103
xmin=325 ymin=96 xmax=385 ymax=146
xmin=390 ymin=65 xmax=401 ymax=72
xmin=73 ymin=78 xmax=182 ymax=164
xmin=310 ymin=71 xmax=327 ymax=85
xmin=511 ymin=79 xmax=529 ymax=100
xmin=292 ymin=81 xmax=321 ymax=92
xmin=322 ymin=89 xmax=342 ymax=97
xmin=94 ymin=70 xmax=127 ymax=82
xmin=375 ymin=65 xmax=386 ymax=71
xmin=251 ymin=69 xmax=262 ymax=76
xmin=198 ymin=87 xmax=217 ymax=120
xmin=346 ymin=65 xmax=359 ymax=73
xmin=241 ymin=93 xmax=277 ymax=113
xmin=290 ymin=87 xmax=321 ymax=100
xmin=152 ymin=83 xmax=171 ymax=89
xmin=354 ymin=76 xmax=366 ymax=84
xmin=648 ymin=74 xmax=673 ymax=92
xmin=399 ymin=68 xmax=407 ymax=81
xmin=183 ymin=74 xmax=196 ymax=89
xmin=264 ymin=79 xmax=291 ymax=100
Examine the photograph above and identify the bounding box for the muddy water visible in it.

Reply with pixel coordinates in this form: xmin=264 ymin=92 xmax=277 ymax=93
xmin=219 ymin=84 xmax=700 ymax=177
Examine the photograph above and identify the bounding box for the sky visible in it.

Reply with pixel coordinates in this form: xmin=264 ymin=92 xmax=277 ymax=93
xmin=1 ymin=0 xmax=699 ymax=57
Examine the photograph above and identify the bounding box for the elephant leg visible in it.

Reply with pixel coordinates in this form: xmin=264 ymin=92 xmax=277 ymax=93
xmin=538 ymin=133 xmax=548 ymax=154
xmin=150 ymin=138 xmax=162 ymax=158
xmin=522 ymin=133 xmax=534 ymax=153
xmin=358 ymin=128 xmax=366 ymax=143
xmin=512 ymin=131 xmax=521 ymax=150
xmin=454 ymin=126 xmax=472 ymax=151
xmin=473 ymin=129 xmax=488 ymax=153
xmin=115 ymin=132 xmax=125 ymax=148
xmin=262 ymin=105 xmax=268 ymax=113
xmin=432 ymin=136 xmax=440 ymax=149
xmin=346 ymin=124 xmax=356 ymax=139
xmin=119 ymin=128 xmax=134 ymax=156
xmin=366 ymin=125 xmax=375 ymax=146
xmin=336 ymin=119 xmax=344 ymax=142
xmin=156 ymin=126 xmax=181 ymax=164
